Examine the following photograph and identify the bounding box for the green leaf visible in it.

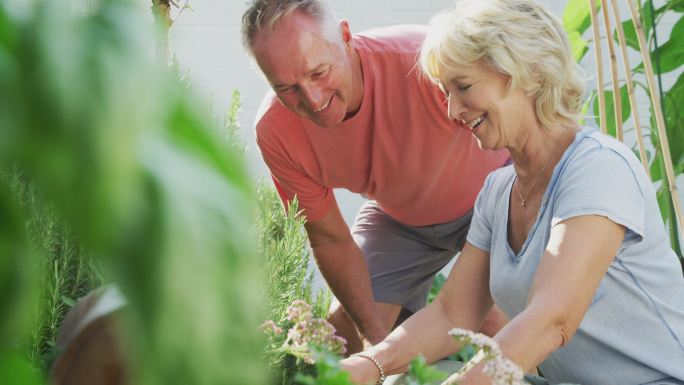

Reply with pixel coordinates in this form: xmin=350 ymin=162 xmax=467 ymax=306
xmin=0 ymin=352 xmax=42 ymax=385
xmin=669 ymin=0 xmax=684 ymax=12
xmin=592 ymin=85 xmax=631 ymax=137
xmin=61 ymin=295 xmax=75 ymax=308
xmin=656 ymin=182 xmax=673 ymax=231
xmin=568 ymin=30 xmax=590 ymax=62
xmin=295 ymin=347 xmax=354 ymax=385
xmin=662 ymin=71 xmax=684 ymax=168
xmin=428 ymin=273 xmax=446 ymax=304
xmin=650 ymin=151 xmax=663 ymax=181
xmin=563 ymin=0 xmax=599 ymax=35
xmin=650 ymin=16 xmax=684 ymax=74
xmin=452 ymin=344 xmax=477 ymax=363
xmin=407 ymin=355 xmax=448 ymax=385
xmin=619 ymin=19 xmax=640 ymax=51
xmin=619 ymin=1 xmax=661 ymax=51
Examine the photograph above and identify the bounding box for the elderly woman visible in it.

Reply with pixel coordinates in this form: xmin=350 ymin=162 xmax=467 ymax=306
xmin=339 ymin=0 xmax=684 ymax=384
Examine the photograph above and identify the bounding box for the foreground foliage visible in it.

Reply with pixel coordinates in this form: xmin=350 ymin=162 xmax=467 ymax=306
xmin=0 ymin=1 xmax=264 ymax=384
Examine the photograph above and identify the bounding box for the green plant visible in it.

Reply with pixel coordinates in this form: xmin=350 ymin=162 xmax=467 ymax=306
xmin=428 ymin=272 xmax=447 ymax=304
xmin=256 ymin=182 xmax=332 ymax=384
xmin=0 ymin=1 xmax=264 ymax=385
xmin=406 ymin=354 xmax=448 ymax=385
xmin=5 ymin=171 xmax=103 ymax=369
xmin=562 ymin=0 xmax=684 ymax=263
xmin=294 ymin=347 xmax=355 ymax=385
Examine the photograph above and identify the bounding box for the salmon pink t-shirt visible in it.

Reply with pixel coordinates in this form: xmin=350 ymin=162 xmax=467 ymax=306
xmin=255 ymin=25 xmax=508 ymax=226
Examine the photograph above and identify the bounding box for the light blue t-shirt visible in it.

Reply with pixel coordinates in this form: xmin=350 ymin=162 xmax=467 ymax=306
xmin=467 ymin=128 xmax=684 ymax=385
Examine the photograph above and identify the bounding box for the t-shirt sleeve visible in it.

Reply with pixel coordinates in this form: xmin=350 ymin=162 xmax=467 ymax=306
xmin=255 ymin=122 xmax=335 ymax=222
xmin=551 ymin=147 xmax=645 ymax=247
xmin=466 ymin=172 xmax=496 ymax=252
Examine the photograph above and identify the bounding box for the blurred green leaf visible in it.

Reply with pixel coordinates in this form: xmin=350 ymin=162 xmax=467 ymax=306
xmin=568 ymin=30 xmax=589 ymax=62
xmin=669 ymin=0 xmax=684 ymax=12
xmin=1 ymin=1 xmax=266 ymax=384
xmin=563 ymin=0 xmax=599 ymax=35
xmin=407 ymin=354 xmax=447 ymax=385
xmin=428 ymin=273 xmax=446 ymax=304
xmin=592 ymin=85 xmax=631 ymax=137
xmin=0 ymin=178 xmax=38 ymax=346
xmin=0 ymin=352 xmax=43 ymax=385
xmin=295 ymin=347 xmax=353 ymax=385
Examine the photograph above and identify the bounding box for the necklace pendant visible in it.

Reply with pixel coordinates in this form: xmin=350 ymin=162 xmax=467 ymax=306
xmin=521 ymin=198 xmax=526 ymax=208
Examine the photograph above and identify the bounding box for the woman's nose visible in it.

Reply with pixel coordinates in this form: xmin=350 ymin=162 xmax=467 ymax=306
xmin=447 ymin=94 xmax=467 ymax=122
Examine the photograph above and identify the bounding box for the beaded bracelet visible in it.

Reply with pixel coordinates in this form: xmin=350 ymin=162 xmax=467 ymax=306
xmin=352 ymin=352 xmax=385 ymax=385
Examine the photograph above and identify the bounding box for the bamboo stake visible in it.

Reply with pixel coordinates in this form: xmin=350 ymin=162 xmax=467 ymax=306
xmin=589 ymin=0 xmax=608 ymax=134
xmin=626 ymin=0 xmax=684 ymax=237
xmin=608 ymin=0 xmax=650 ymax=177
xmin=600 ymin=0 xmax=624 ymax=141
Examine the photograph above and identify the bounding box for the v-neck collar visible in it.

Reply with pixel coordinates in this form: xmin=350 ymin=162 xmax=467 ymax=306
xmin=503 ymin=127 xmax=594 ymax=262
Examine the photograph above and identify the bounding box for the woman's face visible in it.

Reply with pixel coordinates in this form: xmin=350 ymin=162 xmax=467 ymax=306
xmin=441 ymin=61 xmax=537 ymax=150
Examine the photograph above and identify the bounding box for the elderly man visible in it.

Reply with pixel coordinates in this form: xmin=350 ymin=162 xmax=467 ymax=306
xmin=241 ymin=0 xmax=509 ymax=354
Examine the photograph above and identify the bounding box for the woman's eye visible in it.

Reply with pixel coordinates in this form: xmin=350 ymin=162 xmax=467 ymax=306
xmin=457 ymin=84 xmax=471 ymax=91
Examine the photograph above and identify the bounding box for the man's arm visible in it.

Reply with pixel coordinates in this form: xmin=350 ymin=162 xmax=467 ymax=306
xmin=304 ymin=202 xmax=389 ymax=344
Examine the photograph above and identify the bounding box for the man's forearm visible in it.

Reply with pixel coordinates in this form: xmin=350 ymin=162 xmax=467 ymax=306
xmin=312 ymin=239 xmax=388 ymax=343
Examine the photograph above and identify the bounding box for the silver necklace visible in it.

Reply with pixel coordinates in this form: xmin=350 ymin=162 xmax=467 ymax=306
xmin=515 ymin=132 xmax=564 ymax=208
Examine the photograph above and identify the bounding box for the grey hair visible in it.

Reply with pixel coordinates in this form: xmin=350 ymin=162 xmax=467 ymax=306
xmin=241 ymin=0 xmax=335 ymax=55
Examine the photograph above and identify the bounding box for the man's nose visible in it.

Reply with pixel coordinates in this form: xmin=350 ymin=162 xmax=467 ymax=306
xmin=299 ymin=83 xmax=325 ymax=111
xmin=447 ymin=94 xmax=467 ymax=122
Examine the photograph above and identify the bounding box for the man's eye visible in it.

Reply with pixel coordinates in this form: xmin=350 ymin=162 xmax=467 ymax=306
xmin=276 ymin=86 xmax=297 ymax=94
xmin=312 ymin=69 xmax=328 ymax=78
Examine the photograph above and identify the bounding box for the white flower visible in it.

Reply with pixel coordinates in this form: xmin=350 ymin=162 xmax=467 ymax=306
xmin=447 ymin=328 xmax=526 ymax=385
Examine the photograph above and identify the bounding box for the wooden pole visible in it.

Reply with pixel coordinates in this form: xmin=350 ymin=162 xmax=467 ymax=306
xmin=608 ymin=0 xmax=650 ymax=176
xmin=626 ymin=0 xmax=684 ymax=238
xmin=589 ymin=0 xmax=608 ymax=134
xmin=600 ymin=0 xmax=624 ymax=141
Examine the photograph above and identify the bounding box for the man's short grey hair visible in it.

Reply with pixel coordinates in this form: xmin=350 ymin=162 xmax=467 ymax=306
xmin=241 ymin=0 xmax=335 ymax=55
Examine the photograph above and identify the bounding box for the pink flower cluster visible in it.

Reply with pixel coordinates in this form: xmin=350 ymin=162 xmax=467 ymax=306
xmin=261 ymin=300 xmax=347 ymax=364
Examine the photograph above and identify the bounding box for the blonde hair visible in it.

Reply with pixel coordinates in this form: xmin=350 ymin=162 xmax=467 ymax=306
xmin=420 ymin=0 xmax=585 ymax=128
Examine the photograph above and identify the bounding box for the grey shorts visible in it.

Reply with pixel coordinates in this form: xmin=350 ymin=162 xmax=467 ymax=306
xmin=350 ymin=201 xmax=473 ymax=313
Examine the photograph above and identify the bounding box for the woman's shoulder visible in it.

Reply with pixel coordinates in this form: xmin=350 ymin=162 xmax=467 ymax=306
xmin=573 ymin=129 xmax=638 ymax=161
xmin=555 ymin=127 xmax=650 ymax=201
xmin=565 ymin=128 xmax=645 ymax=178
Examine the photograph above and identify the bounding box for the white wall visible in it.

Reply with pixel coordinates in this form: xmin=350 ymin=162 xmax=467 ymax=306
xmin=169 ymin=0 xmax=679 ymax=226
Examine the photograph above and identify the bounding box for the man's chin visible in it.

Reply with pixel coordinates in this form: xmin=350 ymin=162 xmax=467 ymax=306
xmin=308 ymin=113 xmax=345 ymax=128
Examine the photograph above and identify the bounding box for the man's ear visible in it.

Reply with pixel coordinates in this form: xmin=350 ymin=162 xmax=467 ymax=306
xmin=340 ymin=19 xmax=353 ymax=50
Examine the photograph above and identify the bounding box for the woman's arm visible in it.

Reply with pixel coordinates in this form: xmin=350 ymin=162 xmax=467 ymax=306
xmin=456 ymin=214 xmax=626 ymax=385
xmin=340 ymin=242 xmax=494 ymax=384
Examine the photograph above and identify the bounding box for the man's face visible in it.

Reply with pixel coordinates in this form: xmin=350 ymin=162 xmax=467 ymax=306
xmin=252 ymin=11 xmax=359 ymax=128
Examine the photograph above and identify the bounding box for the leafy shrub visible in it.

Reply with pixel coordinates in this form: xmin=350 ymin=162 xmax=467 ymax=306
xmin=5 ymin=171 xmax=103 ymax=369
xmin=256 ymin=183 xmax=332 ymax=384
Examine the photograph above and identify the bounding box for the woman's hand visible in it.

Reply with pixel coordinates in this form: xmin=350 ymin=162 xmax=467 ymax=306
xmin=339 ymin=355 xmax=380 ymax=385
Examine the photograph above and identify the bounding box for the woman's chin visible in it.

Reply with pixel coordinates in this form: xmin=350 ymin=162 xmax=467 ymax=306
xmin=474 ymin=137 xmax=496 ymax=151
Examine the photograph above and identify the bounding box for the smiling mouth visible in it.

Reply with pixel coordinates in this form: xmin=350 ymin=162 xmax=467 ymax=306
xmin=314 ymin=96 xmax=332 ymax=112
xmin=468 ymin=114 xmax=486 ymax=129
